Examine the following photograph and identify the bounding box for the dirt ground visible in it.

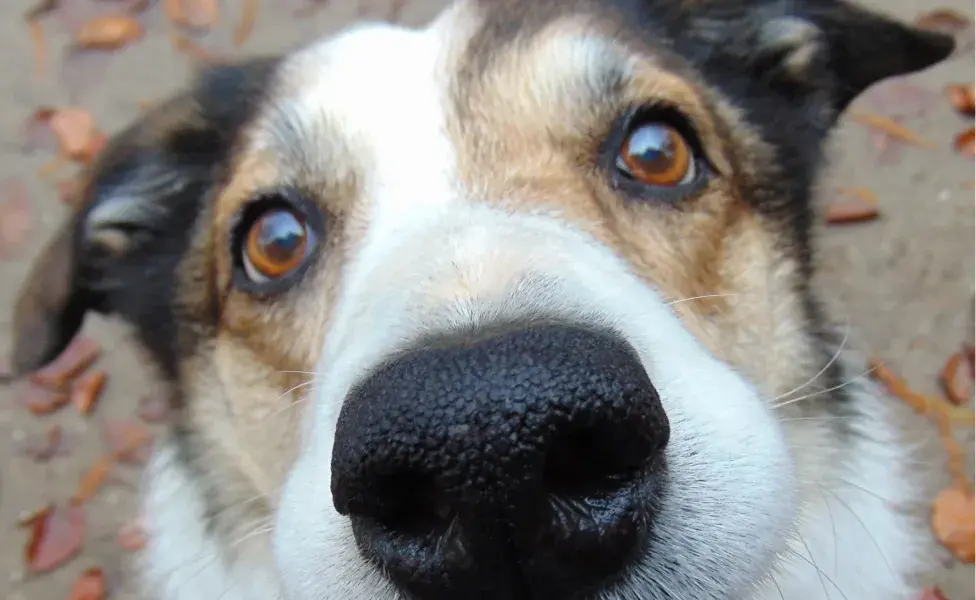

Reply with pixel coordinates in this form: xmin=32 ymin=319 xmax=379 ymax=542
xmin=0 ymin=0 xmax=972 ymax=598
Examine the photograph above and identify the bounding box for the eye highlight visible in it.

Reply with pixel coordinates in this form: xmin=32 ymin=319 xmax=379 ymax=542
xmin=231 ymin=188 xmax=324 ymax=294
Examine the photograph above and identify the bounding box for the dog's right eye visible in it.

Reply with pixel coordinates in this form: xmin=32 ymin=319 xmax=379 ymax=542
xmin=232 ymin=189 xmax=324 ymax=294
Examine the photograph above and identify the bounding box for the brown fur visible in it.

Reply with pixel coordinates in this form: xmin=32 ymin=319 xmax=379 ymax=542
xmin=449 ymin=15 xmax=817 ymax=398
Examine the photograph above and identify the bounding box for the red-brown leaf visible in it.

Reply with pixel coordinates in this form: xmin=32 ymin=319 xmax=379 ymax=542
xmin=48 ymin=107 xmax=99 ymax=162
xmin=21 ymin=503 xmax=86 ymax=573
xmin=71 ymin=369 xmax=107 ymax=415
xmin=0 ymin=177 xmax=33 ymax=260
xmin=75 ymin=14 xmax=145 ymax=50
xmin=69 ymin=567 xmax=108 ymax=600
xmin=953 ymin=128 xmax=975 ymax=158
xmin=16 ymin=384 xmax=70 ymax=415
xmin=919 ymin=587 xmax=950 ymax=600
xmin=30 ymin=336 xmax=101 ymax=390
xmin=931 ymin=486 xmax=976 ymax=563
xmin=940 ymin=351 xmax=974 ymax=406
xmin=914 ymin=9 xmax=970 ymax=33
xmin=946 ymin=83 xmax=976 ymax=117
xmin=73 ymin=454 xmax=116 ymax=504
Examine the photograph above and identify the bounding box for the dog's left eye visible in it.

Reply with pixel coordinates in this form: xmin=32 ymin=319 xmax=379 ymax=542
xmin=233 ymin=190 xmax=322 ymax=291
xmin=243 ymin=208 xmax=313 ymax=282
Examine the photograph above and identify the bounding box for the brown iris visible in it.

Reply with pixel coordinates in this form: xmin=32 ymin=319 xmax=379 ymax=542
xmin=244 ymin=208 xmax=309 ymax=279
xmin=617 ymin=123 xmax=693 ymax=187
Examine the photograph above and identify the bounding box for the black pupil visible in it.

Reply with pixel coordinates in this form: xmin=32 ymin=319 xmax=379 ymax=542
xmin=258 ymin=211 xmax=304 ymax=260
xmin=626 ymin=125 xmax=676 ymax=173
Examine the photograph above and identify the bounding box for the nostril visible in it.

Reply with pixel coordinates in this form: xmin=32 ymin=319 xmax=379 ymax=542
xmin=543 ymin=423 xmax=654 ymax=498
xmin=345 ymin=471 xmax=453 ymax=536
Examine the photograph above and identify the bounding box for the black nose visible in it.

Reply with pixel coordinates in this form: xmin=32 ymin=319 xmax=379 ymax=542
xmin=331 ymin=324 xmax=669 ymax=600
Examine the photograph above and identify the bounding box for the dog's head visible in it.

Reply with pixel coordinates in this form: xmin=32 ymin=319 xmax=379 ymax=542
xmin=8 ymin=0 xmax=952 ymax=598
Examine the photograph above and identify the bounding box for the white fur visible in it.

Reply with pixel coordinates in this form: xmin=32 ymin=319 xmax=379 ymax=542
xmin=757 ymin=373 xmax=932 ymax=600
xmin=138 ymin=442 xmax=283 ymax=600
xmin=137 ymin=9 xmax=932 ymax=600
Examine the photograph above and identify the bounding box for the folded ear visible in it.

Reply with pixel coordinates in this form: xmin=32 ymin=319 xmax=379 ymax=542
xmin=693 ymin=0 xmax=955 ymax=112
xmin=8 ymin=58 xmax=278 ymax=377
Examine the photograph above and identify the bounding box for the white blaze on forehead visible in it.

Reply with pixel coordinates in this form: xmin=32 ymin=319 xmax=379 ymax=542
xmin=256 ymin=12 xmax=471 ymax=239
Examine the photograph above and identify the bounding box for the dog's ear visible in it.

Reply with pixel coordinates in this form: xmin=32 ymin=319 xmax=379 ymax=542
xmin=691 ymin=0 xmax=955 ymax=112
xmin=8 ymin=58 xmax=278 ymax=377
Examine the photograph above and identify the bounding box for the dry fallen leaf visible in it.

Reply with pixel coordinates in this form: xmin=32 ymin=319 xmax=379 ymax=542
xmin=28 ymin=17 xmax=48 ymax=78
xmin=16 ymin=424 xmax=66 ymax=461
xmin=169 ymin=31 xmax=220 ymax=62
xmin=932 ymin=486 xmax=975 ymax=563
xmin=71 ymin=369 xmax=107 ymax=415
xmin=945 ymin=83 xmax=976 ymax=117
xmin=940 ymin=351 xmax=974 ymax=406
xmin=69 ymin=567 xmax=108 ymax=600
xmin=914 ymin=9 xmax=971 ymax=33
xmin=869 ymin=358 xmax=975 ymax=424
xmin=30 ymin=336 xmax=101 ymax=390
xmin=0 ymin=177 xmax=33 ymax=260
xmin=21 ymin=503 xmax=86 ymax=573
xmin=824 ymin=201 xmax=879 ymax=225
xmin=76 ymin=14 xmax=145 ymax=51
xmin=234 ymin=0 xmax=258 ymax=46
xmin=138 ymin=391 xmax=172 ymax=423
xmin=165 ymin=0 xmax=220 ymax=30
xmin=823 ymin=188 xmax=880 ymax=225
xmin=117 ymin=517 xmax=148 ymax=552
xmin=17 ymin=384 xmax=70 ymax=415
xmin=48 ymin=107 xmax=99 ymax=163
xmin=848 ymin=110 xmax=936 ymax=148
xmin=953 ymin=128 xmax=975 ymax=158
xmin=920 ymin=587 xmax=950 ymax=600
xmin=103 ymin=419 xmax=155 ymax=464
xmin=73 ymin=455 xmax=116 ymax=504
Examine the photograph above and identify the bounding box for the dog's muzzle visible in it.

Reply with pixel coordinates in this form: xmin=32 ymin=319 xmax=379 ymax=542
xmin=331 ymin=323 xmax=670 ymax=600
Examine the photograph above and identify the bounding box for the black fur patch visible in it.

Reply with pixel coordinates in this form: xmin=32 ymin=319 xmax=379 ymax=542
xmin=74 ymin=59 xmax=280 ymax=378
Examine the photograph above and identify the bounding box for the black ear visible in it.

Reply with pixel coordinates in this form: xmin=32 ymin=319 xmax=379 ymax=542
xmin=693 ymin=0 xmax=955 ymax=112
xmin=795 ymin=1 xmax=955 ymax=109
xmin=8 ymin=58 xmax=278 ymax=378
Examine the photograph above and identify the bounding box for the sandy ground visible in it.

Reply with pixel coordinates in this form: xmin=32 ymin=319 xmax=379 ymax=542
xmin=0 ymin=0 xmax=972 ymax=598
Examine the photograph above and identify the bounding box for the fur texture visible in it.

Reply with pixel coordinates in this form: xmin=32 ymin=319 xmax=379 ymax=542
xmin=7 ymin=0 xmax=954 ymax=598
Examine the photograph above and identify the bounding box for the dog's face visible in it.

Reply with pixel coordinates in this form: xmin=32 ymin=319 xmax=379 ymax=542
xmin=9 ymin=0 xmax=952 ymax=598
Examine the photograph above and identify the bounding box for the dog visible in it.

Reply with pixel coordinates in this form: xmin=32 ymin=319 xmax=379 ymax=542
xmin=7 ymin=0 xmax=955 ymax=598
